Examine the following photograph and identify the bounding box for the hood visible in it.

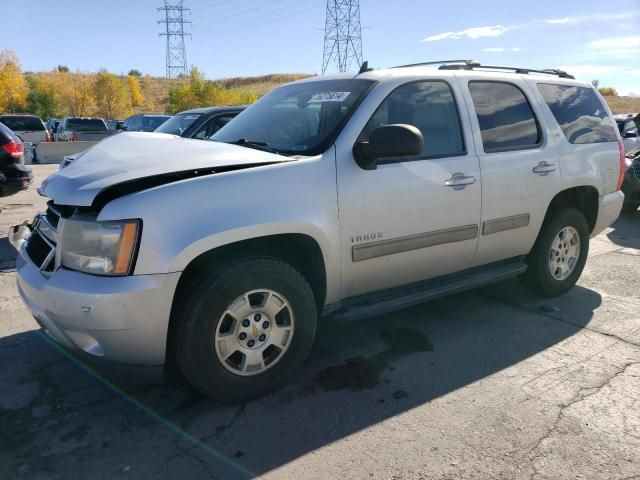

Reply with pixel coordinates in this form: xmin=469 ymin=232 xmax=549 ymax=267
xmin=40 ymin=132 xmax=287 ymax=207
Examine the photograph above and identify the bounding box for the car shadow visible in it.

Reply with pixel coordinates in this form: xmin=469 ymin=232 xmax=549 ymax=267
xmin=0 ymin=281 xmax=601 ymax=479
xmin=606 ymin=213 xmax=640 ymax=249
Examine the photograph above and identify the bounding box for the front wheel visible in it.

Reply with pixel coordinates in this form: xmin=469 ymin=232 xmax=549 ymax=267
xmin=520 ymin=208 xmax=589 ymax=297
xmin=175 ymin=257 xmax=317 ymax=402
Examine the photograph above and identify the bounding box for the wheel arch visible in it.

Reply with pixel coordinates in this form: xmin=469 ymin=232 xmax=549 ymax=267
xmin=165 ymin=233 xmax=327 ymax=363
xmin=543 ymin=186 xmax=599 ymax=234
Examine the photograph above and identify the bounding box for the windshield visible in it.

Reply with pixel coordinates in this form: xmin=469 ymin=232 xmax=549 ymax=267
xmin=155 ymin=113 xmax=202 ymax=135
xmin=212 ymin=79 xmax=374 ymax=155
xmin=0 ymin=115 xmax=45 ymax=131
xmin=66 ymin=119 xmax=107 ymax=132
xmin=142 ymin=116 xmax=170 ymax=132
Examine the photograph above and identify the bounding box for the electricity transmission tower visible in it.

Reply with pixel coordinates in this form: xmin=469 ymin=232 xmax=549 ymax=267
xmin=158 ymin=0 xmax=191 ymax=78
xmin=321 ymin=0 xmax=363 ymax=74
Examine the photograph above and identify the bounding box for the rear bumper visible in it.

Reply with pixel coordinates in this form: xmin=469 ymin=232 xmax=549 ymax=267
xmin=592 ymin=190 xmax=624 ymax=237
xmin=14 ymin=250 xmax=181 ymax=365
xmin=0 ymin=164 xmax=32 ymax=196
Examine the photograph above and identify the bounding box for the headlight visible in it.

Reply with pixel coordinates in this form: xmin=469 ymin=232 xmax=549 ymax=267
xmin=61 ymin=218 xmax=140 ymax=276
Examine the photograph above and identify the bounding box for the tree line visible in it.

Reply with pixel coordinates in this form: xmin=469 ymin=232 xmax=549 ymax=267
xmin=0 ymin=50 xmax=256 ymax=120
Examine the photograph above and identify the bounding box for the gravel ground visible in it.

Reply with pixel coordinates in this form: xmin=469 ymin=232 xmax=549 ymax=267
xmin=1 ymin=165 xmax=639 ymax=480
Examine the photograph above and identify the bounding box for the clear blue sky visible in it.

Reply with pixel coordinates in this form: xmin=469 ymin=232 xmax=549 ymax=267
xmin=3 ymin=0 xmax=639 ymax=94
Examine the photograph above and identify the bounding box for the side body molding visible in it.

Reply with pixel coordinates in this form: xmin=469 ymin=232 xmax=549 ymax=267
xmin=352 ymin=224 xmax=479 ymax=262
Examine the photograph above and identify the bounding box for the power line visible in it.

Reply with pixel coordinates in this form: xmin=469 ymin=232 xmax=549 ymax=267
xmin=157 ymin=0 xmax=192 ymax=78
xmin=322 ymin=0 xmax=363 ymax=74
xmin=195 ymin=1 xmax=323 ymax=36
xmin=194 ymin=0 xmax=300 ymax=24
xmin=192 ymin=0 xmax=267 ymax=15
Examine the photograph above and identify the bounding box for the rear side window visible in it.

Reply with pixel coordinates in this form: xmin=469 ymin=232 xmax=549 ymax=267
xmin=537 ymin=84 xmax=617 ymax=144
xmin=361 ymin=80 xmax=465 ymax=159
xmin=0 ymin=115 xmax=45 ymax=131
xmin=66 ymin=119 xmax=107 ymax=132
xmin=623 ymin=119 xmax=639 ymax=137
xmin=141 ymin=116 xmax=169 ymax=131
xmin=468 ymin=81 xmax=541 ymax=152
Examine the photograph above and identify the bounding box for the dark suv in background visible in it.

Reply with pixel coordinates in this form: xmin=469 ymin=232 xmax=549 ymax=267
xmin=121 ymin=114 xmax=170 ymax=132
xmin=155 ymin=106 xmax=245 ymax=139
xmin=0 ymin=122 xmax=32 ymax=197
xmin=615 ymin=113 xmax=640 ymax=152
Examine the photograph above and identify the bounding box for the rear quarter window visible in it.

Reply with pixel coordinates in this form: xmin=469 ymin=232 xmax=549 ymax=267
xmin=537 ymin=83 xmax=617 ymax=144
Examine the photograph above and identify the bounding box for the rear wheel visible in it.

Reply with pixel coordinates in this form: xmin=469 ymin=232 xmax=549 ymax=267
xmin=175 ymin=256 xmax=317 ymax=402
xmin=521 ymin=208 xmax=589 ymax=297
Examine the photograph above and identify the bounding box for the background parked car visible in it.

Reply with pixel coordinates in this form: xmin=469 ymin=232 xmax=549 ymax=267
xmin=106 ymin=120 xmax=124 ymax=133
xmin=45 ymin=118 xmax=60 ymax=140
xmin=0 ymin=121 xmax=32 ymax=197
xmin=121 ymin=114 xmax=170 ymax=132
xmin=615 ymin=113 xmax=640 ymax=152
xmin=0 ymin=114 xmax=50 ymax=144
xmin=622 ymin=147 xmax=640 ymax=213
xmin=155 ymin=106 xmax=245 ymax=139
xmin=54 ymin=117 xmax=111 ymax=142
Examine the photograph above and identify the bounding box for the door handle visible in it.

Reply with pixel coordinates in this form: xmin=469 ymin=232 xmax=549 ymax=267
xmin=533 ymin=161 xmax=556 ymax=175
xmin=445 ymin=173 xmax=476 ymax=188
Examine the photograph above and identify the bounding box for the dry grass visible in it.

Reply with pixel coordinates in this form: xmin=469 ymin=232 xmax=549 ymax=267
xmin=217 ymin=73 xmax=315 ymax=97
xmin=603 ymin=96 xmax=640 ymax=114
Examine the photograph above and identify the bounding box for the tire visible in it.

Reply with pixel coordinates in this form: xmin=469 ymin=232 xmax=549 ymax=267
xmin=621 ymin=202 xmax=639 ymax=214
xmin=175 ymin=256 xmax=317 ymax=402
xmin=520 ymin=207 xmax=589 ymax=297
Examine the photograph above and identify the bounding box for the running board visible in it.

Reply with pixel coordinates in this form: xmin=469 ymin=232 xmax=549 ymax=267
xmin=328 ymin=257 xmax=527 ymax=321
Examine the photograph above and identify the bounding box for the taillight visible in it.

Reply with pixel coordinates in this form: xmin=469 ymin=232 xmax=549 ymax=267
xmin=1 ymin=141 xmax=24 ymax=158
xmin=45 ymin=131 xmax=51 ymax=142
xmin=617 ymin=139 xmax=626 ymax=191
xmin=70 ymin=132 xmax=79 ymax=142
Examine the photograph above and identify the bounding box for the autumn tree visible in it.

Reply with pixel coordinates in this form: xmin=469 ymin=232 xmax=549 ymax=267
xmin=127 ymin=75 xmax=145 ymax=109
xmin=94 ymin=71 xmax=130 ymax=119
xmin=26 ymin=73 xmax=65 ymax=119
xmin=0 ymin=50 xmax=28 ymax=112
xmin=51 ymin=70 xmax=96 ymax=116
xmin=598 ymin=87 xmax=618 ymax=96
xmin=167 ymin=67 xmax=256 ymax=114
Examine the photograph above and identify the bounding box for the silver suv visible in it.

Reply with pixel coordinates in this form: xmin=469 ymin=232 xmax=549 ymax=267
xmin=10 ymin=61 xmax=625 ymax=401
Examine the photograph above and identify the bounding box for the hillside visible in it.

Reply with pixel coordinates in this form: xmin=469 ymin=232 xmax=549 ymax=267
xmin=218 ymin=73 xmax=314 ymax=97
xmin=133 ymin=73 xmax=314 ymax=113
xmin=604 ymin=95 xmax=640 ymax=115
xmin=112 ymin=73 xmax=640 ymax=114
xmin=61 ymin=75 xmax=640 ymax=116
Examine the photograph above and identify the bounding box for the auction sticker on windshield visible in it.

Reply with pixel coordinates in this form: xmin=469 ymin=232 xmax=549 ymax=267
xmin=308 ymin=92 xmax=351 ymax=103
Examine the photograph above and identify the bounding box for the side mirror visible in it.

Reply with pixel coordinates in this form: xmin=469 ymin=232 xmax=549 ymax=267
xmin=624 ymin=131 xmax=638 ymax=138
xmin=353 ymin=124 xmax=424 ymax=170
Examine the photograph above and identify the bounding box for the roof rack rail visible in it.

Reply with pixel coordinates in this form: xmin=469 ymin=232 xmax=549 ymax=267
xmin=437 ymin=63 xmax=575 ymax=79
xmin=392 ymin=59 xmax=479 ymax=69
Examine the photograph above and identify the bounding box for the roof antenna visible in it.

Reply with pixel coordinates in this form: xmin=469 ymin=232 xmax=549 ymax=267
xmin=358 ymin=61 xmax=372 ymax=74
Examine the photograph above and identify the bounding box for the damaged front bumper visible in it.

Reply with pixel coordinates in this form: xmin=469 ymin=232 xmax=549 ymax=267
xmin=8 ymin=213 xmax=181 ymax=366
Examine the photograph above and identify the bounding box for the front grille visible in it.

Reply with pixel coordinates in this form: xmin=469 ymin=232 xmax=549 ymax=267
xmin=26 ymin=232 xmax=54 ymax=270
xmin=45 ymin=206 xmax=60 ymax=229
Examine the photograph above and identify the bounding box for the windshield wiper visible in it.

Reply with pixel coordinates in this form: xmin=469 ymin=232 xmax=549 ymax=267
xmin=227 ymin=139 xmax=282 ymax=156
